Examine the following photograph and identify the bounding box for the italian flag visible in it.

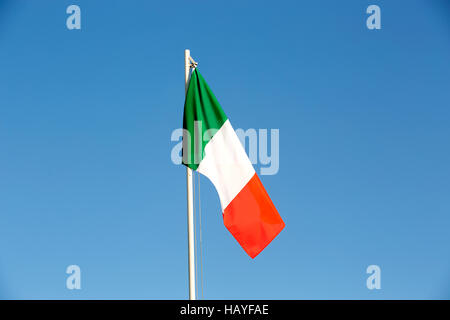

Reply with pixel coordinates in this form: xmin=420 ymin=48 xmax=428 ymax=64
xmin=182 ymin=69 xmax=285 ymax=258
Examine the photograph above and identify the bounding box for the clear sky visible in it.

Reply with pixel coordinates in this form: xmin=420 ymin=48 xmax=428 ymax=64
xmin=0 ymin=0 xmax=449 ymax=299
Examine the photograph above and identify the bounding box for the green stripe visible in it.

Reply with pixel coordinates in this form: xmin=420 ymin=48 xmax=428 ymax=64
xmin=182 ymin=69 xmax=228 ymax=170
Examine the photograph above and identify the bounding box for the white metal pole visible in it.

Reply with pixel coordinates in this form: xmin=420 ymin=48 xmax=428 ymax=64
xmin=185 ymin=49 xmax=196 ymax=300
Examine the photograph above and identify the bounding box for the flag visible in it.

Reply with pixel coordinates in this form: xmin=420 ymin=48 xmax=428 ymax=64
xmin=182 ymin=69 xmax=285 ymax=258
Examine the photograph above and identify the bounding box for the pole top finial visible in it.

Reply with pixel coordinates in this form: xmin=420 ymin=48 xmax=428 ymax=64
xmin=189 ymin=56 xmax=198 ymax=68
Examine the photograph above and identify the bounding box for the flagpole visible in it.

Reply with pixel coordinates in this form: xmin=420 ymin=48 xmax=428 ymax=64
xmin=185 ymin=49 xmax=196 ymax=300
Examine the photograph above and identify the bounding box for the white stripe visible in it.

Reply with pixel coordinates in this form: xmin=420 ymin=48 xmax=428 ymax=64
xmin=197 ymin=120 xmax=255 ymax=210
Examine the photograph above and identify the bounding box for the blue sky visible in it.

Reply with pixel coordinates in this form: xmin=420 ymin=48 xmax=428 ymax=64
xmin=0 ymin=0 xmax=449 ymax=299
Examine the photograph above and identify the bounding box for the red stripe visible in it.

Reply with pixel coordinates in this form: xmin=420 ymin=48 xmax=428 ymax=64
xmin=223 ymin=173 xmax=285 ymax=258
